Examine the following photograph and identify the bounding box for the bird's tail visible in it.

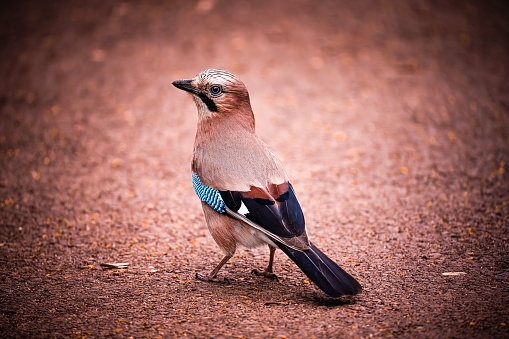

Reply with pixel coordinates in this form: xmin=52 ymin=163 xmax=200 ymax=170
xmin=276 ymin=241 xmax=362 ymax=297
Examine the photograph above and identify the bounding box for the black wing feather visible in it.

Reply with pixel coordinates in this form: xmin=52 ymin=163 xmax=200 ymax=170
xmin=219 ymin=190 xmax=242 ymax=211
xmin=241 ymin=196 xmax=295 ymax=238
xmin=222 ymin=182 xmax=305 ymax=239
xmin=280 ymin=184 xmax=305 ymax=234
xmin=277 ymin=241 xmax=362 ymax=297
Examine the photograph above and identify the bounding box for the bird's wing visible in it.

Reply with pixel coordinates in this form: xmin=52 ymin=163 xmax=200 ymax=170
xmin=191 ymin=172 xmax=308 ymax=251
xmin=219 ymin=182 xmax=310 ymax=251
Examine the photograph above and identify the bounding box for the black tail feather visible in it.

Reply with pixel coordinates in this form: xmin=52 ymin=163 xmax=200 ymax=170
xmin=276 ymin=241 xmax=362 ymax=297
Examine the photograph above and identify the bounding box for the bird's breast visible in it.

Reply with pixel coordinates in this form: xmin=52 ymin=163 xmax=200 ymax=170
xmin=193 ymin=129 xmax=287 ymax=191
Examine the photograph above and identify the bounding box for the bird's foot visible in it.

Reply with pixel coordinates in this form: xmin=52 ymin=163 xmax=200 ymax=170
xmin=251 ymin=269 xmax=279 ymax=281
xmin=195 ymin=272 xmax=231 ymax=285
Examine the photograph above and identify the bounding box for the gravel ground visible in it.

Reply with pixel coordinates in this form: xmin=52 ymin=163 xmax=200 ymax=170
xmin=1 ymin=0 xmax=508 ymax=338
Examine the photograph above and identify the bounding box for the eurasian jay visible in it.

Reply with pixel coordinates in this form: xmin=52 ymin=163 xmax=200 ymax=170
xmin=172 ymin=69 xmax=361 ymax=297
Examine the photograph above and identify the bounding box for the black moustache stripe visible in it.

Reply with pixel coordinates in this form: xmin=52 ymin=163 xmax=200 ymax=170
xmin=198 ymin=93 xmax=217 ymax=112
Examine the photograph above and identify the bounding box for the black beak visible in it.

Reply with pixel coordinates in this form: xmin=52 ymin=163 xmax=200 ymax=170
xmin=172 ymin=79 xmax=198 ymax=94
xmin=173 ymin=78 xmax=218 ymax=112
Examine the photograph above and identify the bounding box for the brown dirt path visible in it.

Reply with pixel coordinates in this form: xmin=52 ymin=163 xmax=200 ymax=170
xmin=1 ymin=1 xmax=508 ymax=337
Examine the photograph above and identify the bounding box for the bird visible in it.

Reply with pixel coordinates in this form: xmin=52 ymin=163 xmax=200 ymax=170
xmin=172 ymin=68 xmax=362 ymax=297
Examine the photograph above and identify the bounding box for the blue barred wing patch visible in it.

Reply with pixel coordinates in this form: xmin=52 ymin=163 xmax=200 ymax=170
xmin=192 ymin=172 xmax=226 ymax=214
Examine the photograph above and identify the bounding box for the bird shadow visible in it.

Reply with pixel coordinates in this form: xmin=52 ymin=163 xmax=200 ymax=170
xmin=296 ymin=291 xmax=361 ymax=307
xmin=189 ymin=270 xmax=362 ymax=307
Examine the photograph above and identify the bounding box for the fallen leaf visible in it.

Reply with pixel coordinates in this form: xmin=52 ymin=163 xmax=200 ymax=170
xmin=31 ymin=170 xmax=41 ymax=180
xmin=100 ymin=262 xmax=129 ymax=269
xmin=111 ymin=158 xmax=121 ymax=168
xmin=264 ymin=301 xmax=289 ymax=306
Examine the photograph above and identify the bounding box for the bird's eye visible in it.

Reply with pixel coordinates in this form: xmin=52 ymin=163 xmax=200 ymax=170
xmin=210 ymin=85 xmax=222 ymax=96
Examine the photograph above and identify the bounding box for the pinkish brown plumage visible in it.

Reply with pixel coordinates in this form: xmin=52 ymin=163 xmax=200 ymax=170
xmin=173 ymin=69 xmax=361 ymax=297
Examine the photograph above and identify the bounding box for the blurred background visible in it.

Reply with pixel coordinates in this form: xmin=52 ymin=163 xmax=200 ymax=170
xmin=0 ymin=0 xmax=508 ymax=337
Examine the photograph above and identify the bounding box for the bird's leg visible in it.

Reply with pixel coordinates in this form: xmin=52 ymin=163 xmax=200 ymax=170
xmin=252 ymin=245 xmax=278 ymax=281
xmin=196 ymin=253 xmax=232 ymax=284
xmin=266 ymin=245 xmax=276 ymax=274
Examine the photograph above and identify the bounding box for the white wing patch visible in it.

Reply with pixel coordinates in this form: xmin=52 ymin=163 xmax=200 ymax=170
xmin=238 ymin=201 xmax=250 ymax=215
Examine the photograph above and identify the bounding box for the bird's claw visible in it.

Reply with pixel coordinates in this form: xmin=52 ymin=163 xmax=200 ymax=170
xmin=251 ymin=269 xmax=279 ymax=281
xmin=195 ymin=272 xmax=231 ymax=285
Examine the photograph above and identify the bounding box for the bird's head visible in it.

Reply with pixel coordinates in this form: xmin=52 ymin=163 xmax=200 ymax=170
xmin=172 ymin=69 xmax=253 ymax=119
